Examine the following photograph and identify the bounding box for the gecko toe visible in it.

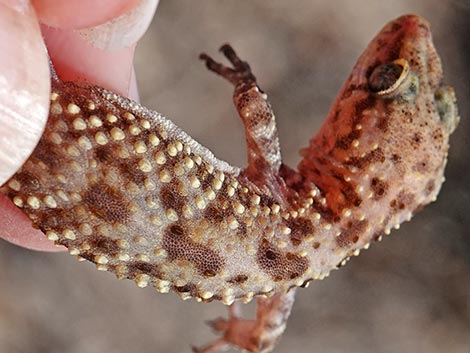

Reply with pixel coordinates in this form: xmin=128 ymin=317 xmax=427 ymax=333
xmin=219 ymin=44 xmax=247 ymax=70
xmin=200 ymin=45 xmax=256 ymax=86
xmin=206 ymin=317 xmax=229 ymax=333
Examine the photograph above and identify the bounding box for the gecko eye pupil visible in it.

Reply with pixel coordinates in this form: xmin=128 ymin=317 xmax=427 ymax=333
xmin=368 ymin=58 xmax=409 ymax=95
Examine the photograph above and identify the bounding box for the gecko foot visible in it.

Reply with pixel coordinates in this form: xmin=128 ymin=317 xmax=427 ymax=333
xmin=193 ymin=291 xmax=296 ymax=353
xmin=199 ymin=44 xmax=257 ymax=86
xmin=192 ymin=303 xmax=259 ymax=353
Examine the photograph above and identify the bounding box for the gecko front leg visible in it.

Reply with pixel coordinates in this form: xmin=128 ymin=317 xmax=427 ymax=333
xmin=196 ymin=45 xmax=296 ymax=353
xmin=200 ymin=45 xmax=290 ymax=204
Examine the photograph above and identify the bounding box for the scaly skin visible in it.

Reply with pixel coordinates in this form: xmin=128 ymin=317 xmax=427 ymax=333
xmin=0 ymin=15 xmax=459 ymax=353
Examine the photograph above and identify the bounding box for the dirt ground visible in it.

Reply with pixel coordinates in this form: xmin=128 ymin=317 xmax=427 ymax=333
xmin=1 ymin=1 xmax=469 ymax=353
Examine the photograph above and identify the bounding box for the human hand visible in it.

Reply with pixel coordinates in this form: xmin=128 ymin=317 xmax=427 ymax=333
xmin=0 ymin=0 xmax=159 ymax=251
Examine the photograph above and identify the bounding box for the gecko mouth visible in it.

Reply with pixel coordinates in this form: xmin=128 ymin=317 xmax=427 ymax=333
xmin=434 ymin=85 xmax=459 ymax=134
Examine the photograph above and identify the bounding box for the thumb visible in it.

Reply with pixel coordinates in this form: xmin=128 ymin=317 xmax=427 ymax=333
xmin=0 ymin=0 xmax=50 ymax=186
xmin=0 ymin=0 xmax=54 ymax=251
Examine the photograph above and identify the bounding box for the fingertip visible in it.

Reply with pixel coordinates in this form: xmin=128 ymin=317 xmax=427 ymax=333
xmin=43 ymin=25 xmax=136 ymax=96
xmin=32 ymin=0 xmax=141 ymax=30
xmin=0 ymin=1 xmax=50 ymax=186
xmin=78 ymin=0 xmax=159 ymax=50
xmin=33 ymin=0 xmax=159 ymax=51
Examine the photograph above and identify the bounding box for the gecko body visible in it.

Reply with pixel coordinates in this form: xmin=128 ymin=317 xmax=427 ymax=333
xmin=0 ymin=15 xmax=459 ymax=353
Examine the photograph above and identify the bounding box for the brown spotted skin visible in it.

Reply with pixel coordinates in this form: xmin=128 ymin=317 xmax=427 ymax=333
xmin=0 ymin=15 xmax=459 ymax=353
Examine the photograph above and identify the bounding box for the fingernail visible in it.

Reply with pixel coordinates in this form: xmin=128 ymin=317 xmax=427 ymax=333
xmin=78 ymin=0 xmax=159 ymax=50
xmin=0 ymin=2 xmax=50 ymax=185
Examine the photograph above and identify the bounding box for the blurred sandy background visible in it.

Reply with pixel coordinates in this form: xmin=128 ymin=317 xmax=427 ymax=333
xmin=1 ymin=1 xmax=469 ymax=352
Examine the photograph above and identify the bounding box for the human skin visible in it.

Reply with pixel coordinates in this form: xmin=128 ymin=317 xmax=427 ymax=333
xmin=0 ymin=0 xmax=157 ymax=251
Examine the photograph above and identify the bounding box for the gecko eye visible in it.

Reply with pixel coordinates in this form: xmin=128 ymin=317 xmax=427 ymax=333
xmin=368 ymin=59 xmax=410 ymax=95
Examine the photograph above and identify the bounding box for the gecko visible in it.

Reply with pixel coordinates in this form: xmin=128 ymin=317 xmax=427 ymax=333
xmin=0 ymin=14 xmax=459 ymax=353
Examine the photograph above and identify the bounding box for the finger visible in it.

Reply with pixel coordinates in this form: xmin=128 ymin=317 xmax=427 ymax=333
xmin=42 ymin=25 xmax=136 ymax=96
xmin=0 ymin=0 xmax=50 ymax=185
xmin=32 ymin=0 xmax=141 ymax=30
xmin=34 ymin=0 xmax=160 ymax=51
xmin=78 ymin=0 xmax=159 ymax=50
xmin=0 ymin=1 xmax=57 ymax=251
xmin=41 ymin=0 xmax=159 ymax=95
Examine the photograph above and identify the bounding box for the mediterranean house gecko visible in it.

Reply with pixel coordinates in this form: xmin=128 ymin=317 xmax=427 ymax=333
xmin=0 ymin=14 xmax=459 ymax=353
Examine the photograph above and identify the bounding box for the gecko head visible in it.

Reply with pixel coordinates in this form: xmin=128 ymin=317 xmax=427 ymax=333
xmin=312 ymin=15 xmax=460 ymax=216
xmin=357 ymin=14 xmax=459 ymax=135
xmin=355 ymin=15 xmax=458 ymax=198
xmin=356 ymin=15 xmax=460 ymax=207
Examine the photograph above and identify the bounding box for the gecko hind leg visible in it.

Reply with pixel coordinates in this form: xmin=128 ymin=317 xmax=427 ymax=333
xmin=200 ymin=44 xmax=283 ymax=193
xmin=193 ymin=290 xmax=297 ymax=353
